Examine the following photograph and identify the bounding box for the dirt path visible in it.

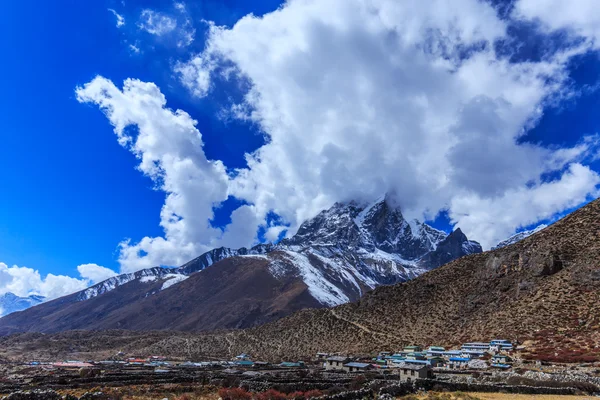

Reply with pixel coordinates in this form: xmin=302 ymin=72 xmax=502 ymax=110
xmin=224 ymin=333 xmax=234 ymax=356
xmin=328 ymin=308 xmax=401 ymax=342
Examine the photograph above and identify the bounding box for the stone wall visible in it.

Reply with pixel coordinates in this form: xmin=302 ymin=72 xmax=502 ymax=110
xmin=1 ymin=391 xmax=112 ymax=400
xmin=417 ymin=379 xmax=579 ymax=395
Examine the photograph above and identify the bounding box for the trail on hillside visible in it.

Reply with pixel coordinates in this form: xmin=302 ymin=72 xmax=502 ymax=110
xmin=329 ymin=308 xmax=401 ymax=342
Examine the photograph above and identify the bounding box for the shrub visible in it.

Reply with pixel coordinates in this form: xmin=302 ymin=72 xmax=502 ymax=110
xmin=219 ymin=387 xmax=252 ymax=400
xmin=255 ymin=389 xmax=288 ymax=400
xmin=303 ymin=390 xmax=323 ymax=398
xmin=285 ymin=391 xmax=305 ymax=400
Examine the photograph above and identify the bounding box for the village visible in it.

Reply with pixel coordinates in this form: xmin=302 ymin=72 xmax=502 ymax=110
xmin=20 ymin=338 xmax=517 ymax=379
xmin=3 ymin=337 xmax=599 ymax=398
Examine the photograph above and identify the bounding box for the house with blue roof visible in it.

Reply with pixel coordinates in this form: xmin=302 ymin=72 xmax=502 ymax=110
xmin=405 ymin=352 xmax=426 ymax=361
xmin=280 ymin=361 xmax=305 ymax=368
xmin=490 ymin=339 xmax=514 ymax=351
xmin=461 ymin=342 xmax=490 ymax=352
xmin=344 ymin=362 xmax=373 ymax=372
xmin=461 ymin=350 xmax=485 ymax=359
xmin=425 ymin=356 xmax=445 ymax=367
xmin=491 ymin=354 xmax=512 ymax=364
xmin=448 ymin=357 xmax=470 ymax=369
xmin=426 ymin=346 xmax=445 ymax=357
xmin=442 ymin=350 xmax=462 ymax=358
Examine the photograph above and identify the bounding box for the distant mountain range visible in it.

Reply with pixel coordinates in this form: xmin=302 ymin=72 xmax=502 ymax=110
xmin=0 ymin=293 xmax=45 ymax=317
xmin=1 ymin=198 xmax=598 ymax=363
xmin=0 ymin=197 xmax=481 ymax=334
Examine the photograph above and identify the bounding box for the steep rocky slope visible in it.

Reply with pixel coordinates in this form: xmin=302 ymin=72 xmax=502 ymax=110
xmin=1 ymin=199 xmax=598 ymax=363
xmin=0 ymin=197 xmax=479 ymax=334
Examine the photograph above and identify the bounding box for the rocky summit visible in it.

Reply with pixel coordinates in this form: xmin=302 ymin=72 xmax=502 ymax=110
xmin=0 ymin=196 xmax=480 ymax=333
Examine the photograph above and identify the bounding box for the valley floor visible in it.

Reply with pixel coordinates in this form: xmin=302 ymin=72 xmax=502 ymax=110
xmin=400 ymin=394 xmax=594 ymax=400
xmin=463 ymin=394 xmax=594 ymax=400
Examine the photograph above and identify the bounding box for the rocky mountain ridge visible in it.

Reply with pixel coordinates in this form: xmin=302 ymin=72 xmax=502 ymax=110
xmin=0 ymin=197 xmax=481 ymax=333
xmin=78 ymin=198 xmax=481 ymax=304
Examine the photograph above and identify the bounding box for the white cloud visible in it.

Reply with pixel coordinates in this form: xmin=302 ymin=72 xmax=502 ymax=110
xmin=129 ymin=43 xmax=141 ymax=54
xmin=82 ymin=0 xmax=600 ymax=270
xmin=0 ymin=262 xmax=119 ymax=301
xmin=76 ymin=77 xmax=236 ymax=273
xmin=77 ymin=263 xmax=118 ymax=283
xmin=513 ymin=0 xmax=600 ymax=47
xmin=139 ymin=10 xmax=177 ymax=36
xmin=108 ymin=8 xmax=125 ymax=28
xmin=177 ymin=21 xmax=195 ymax=48
xmin=137 ymin=6 xmax=195 ymax=48
xmin=449 ymin=163 xmax=600 ymax=248
xmin=181 ymin=0 xmax=598 ymax=244
xmin=174 ymin=2 xmax=195 ymax=47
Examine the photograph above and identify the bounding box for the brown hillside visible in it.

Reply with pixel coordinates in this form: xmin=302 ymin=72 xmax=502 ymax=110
xmin=1 ymin=198 xmax=599 ymax=362
xmin=0 ymin=255 xmax=321 ymax=335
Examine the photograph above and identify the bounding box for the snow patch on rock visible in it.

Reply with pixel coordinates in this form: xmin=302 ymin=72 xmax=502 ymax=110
xmin=282 ymin=251 xmax=349 ymax=307
xmin=160 ymin=274 xmax=189 ymax=291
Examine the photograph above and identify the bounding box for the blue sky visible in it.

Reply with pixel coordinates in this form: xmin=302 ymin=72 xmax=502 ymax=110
xmin=0 ymin=0 xmax=281 ymax=277
xmin=1 ymin=0 xmax=600 ymax=298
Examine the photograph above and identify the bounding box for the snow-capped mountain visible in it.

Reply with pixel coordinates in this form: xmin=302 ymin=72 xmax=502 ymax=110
xmin=492 ymin=224 xmax=548 ymax=250
xmin=0 ymin=293 xmax=45 ymax=317
xmin=283 ymin=199 xmax=447 ymax=256
xmin=78 ymin=266 xmax=183 ymax=301
xmin=0 ymin=197 xmax=482 ymax=333
xmin=78 ymin=197 xmax=481 ymax=306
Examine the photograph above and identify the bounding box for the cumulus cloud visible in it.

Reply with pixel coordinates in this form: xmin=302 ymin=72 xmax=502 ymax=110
xmin=182 ymin=0 xmax=598 ymax=244
xmin=75 ymin=77 xmax=238 ymax=272
xmin=77 ymin=263 xmax=118 ymax=283
xmin=0 ymin=262 xmax=118 ymax=301
xmin=449 ymin=163 xmax=600 ymax=247
xmin=81 ymin=0 xmax=600 ymax=269
xmin=108 ymin=9 xmax=125 ymax=28
xmin=514 ymin=0 xmax=600 ymax=47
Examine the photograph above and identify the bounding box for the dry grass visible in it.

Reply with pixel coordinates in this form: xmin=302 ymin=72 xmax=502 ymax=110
xmin=401 ymin=393 xmax=595 ymax=400
xmin=464 ymin=393 xmax=595 ymax=400
xmin=51 ymin=385 xmax=221 ymax=400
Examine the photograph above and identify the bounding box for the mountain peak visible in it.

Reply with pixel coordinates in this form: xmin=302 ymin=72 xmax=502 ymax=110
xmin=0 ymin=292 xmax=45 ymax=317
xmin=283 ymin=196 xmax=451 ymax=260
